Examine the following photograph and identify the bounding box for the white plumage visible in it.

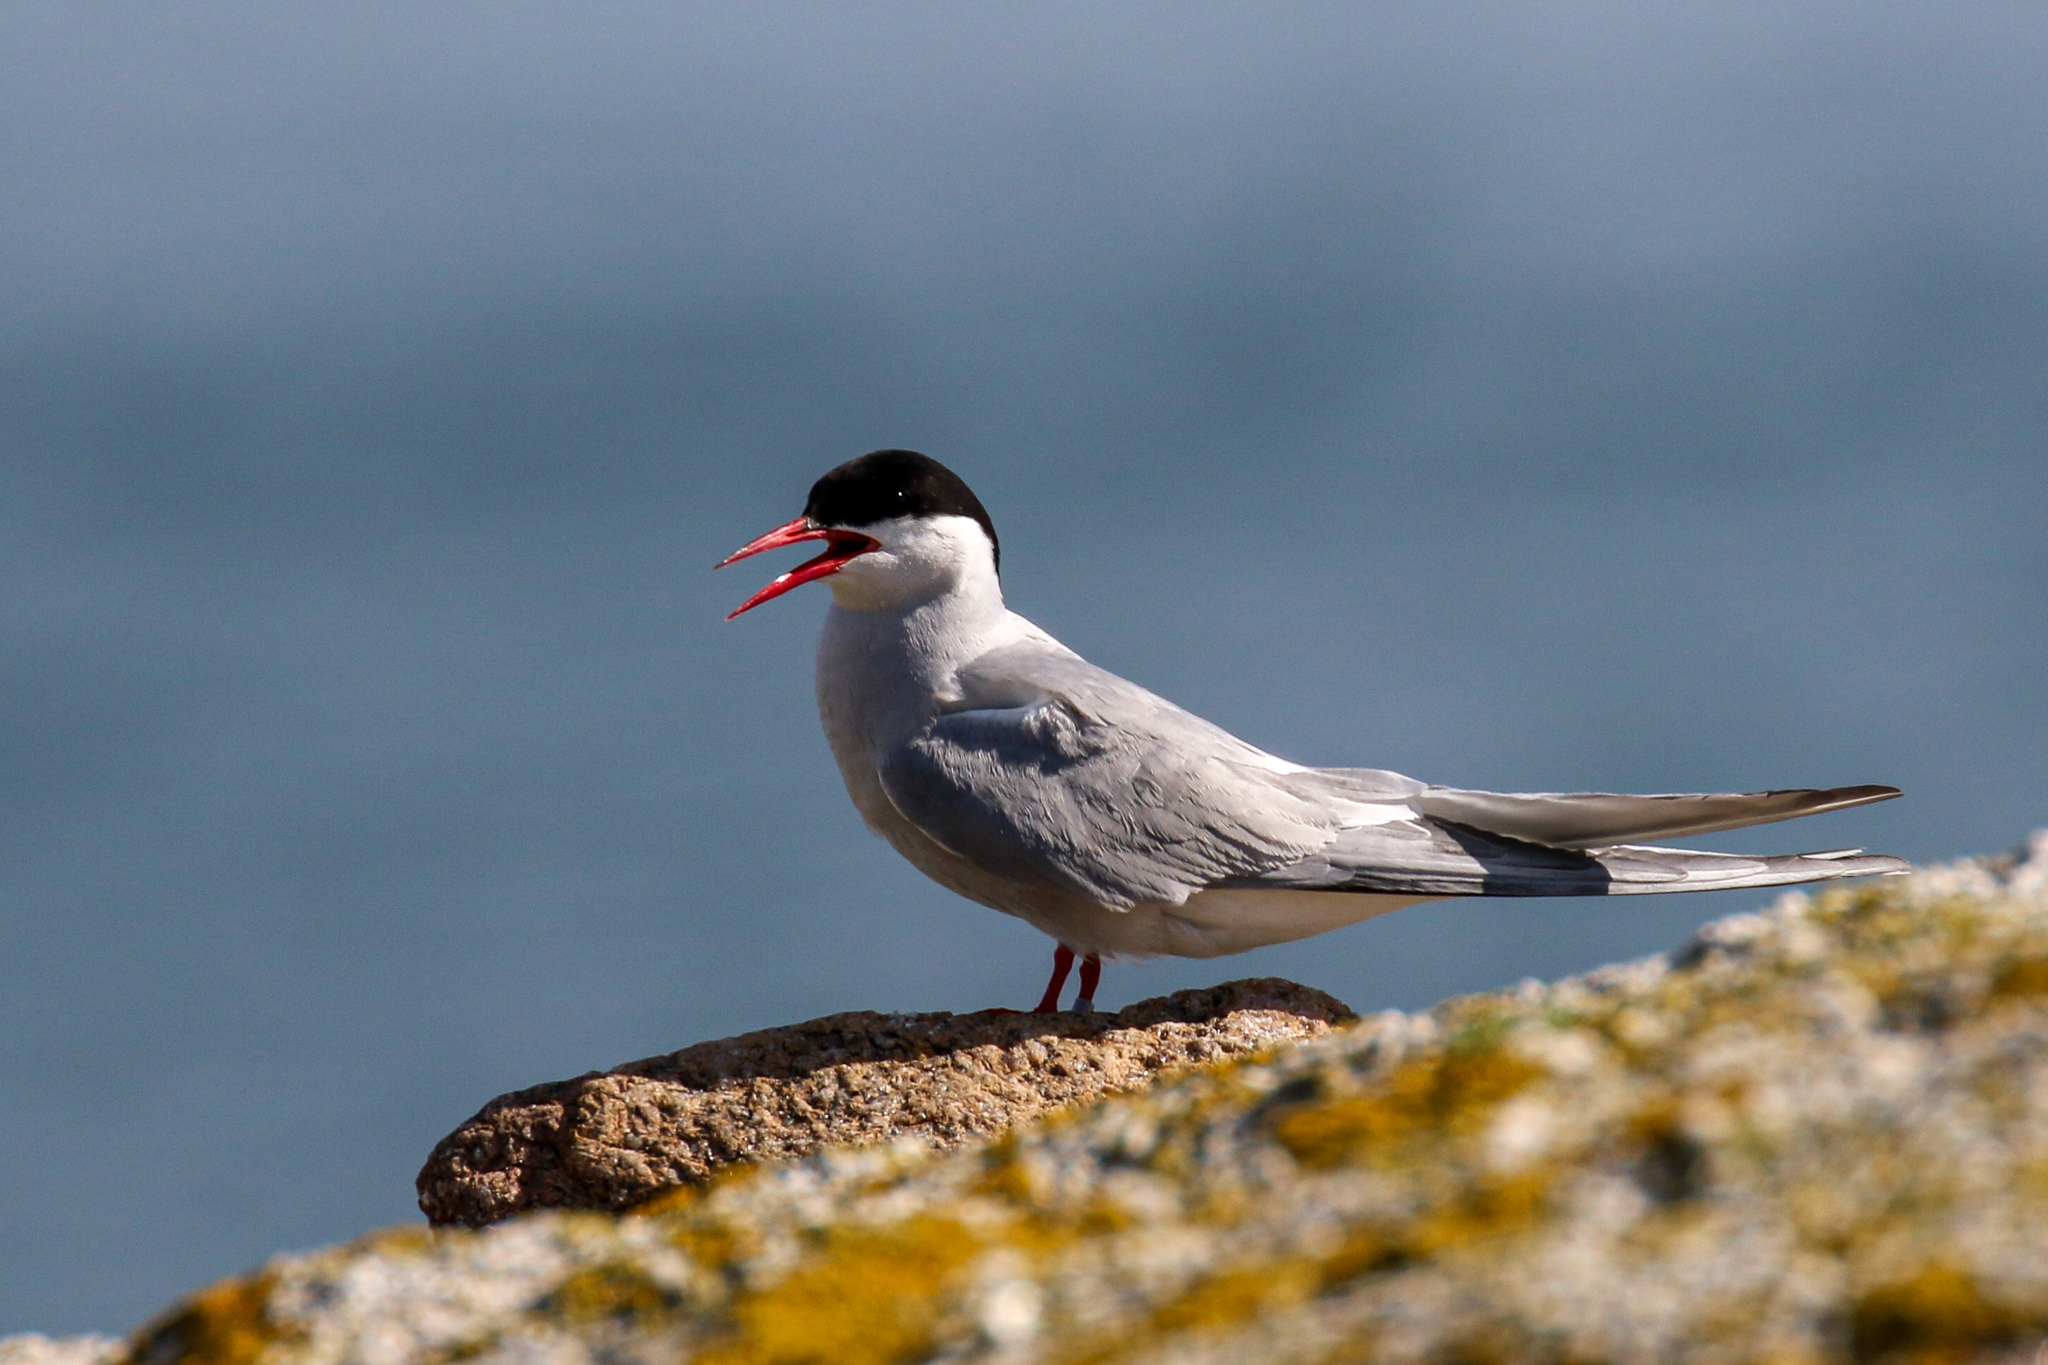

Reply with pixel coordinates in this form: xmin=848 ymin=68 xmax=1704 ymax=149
xmin=723 ymin=451 xmax=1904 ymax=1011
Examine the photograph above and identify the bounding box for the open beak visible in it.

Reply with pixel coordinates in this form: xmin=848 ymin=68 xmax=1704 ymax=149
xmin=716 ymin=516 xmax=880 ymax=619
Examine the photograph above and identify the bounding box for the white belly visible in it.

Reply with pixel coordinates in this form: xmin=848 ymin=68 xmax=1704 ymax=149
xmin=1147 ymin=887 xmax=1436 ymax=957
xmin=812 ymin=600 xmax=1440 ymax=961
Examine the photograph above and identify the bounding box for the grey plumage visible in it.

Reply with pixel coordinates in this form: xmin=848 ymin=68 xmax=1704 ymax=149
xmin=1407 ymin=784 xmax=1901 ymax=850
xmin=880 ymin=643 xmax=1343 ymax=910
xmin=875 ymin=635 xmax=1904 ymax=918
xmin=723 ymin=451 xmax=1906 ymax=989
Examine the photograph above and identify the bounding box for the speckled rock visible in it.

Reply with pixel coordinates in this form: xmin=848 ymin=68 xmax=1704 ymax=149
xmin=418 ymin=977 xmax=1356 ymax=1227
xmin=0 ymin=1338 xmax=121 ymax=1365
xmin=58 ymin=833 xmax=2048 ymax=1365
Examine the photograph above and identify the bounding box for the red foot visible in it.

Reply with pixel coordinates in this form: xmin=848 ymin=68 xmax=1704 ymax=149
xmin=1031 ymin=945 xmax=1076 ymax=1014
xmin=1076 ymin=953 xmax=1101 ymax=1011
xmin=1029 ymin=947 xmax=1105 ymax=1013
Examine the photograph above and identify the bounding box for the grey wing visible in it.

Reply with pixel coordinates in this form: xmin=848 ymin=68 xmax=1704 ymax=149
xmin=1408 ymin=784 xmax=1901 ymax=849
xmin=879 ymin=634 xmax=1907 ymax=906
xmin=1218 ymin=777 xmax=1907 ymax=897
xmin=1225 ymin=817 xmax=1907 ymax=898
xmin=876 ymin=645 xmax=1347 ymax=909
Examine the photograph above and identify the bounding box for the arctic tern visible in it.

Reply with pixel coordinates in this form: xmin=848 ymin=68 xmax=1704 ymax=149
xmin=719 ymin=450 xmax=1904 ymax=1013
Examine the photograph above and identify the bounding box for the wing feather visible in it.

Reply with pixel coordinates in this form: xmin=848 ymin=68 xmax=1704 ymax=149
xmin=1224 ymin=819 xmax=1908 ymax=897
xmin=872 ymin=639 xmax=1906 ymax=909
xmin=876 ymin=647 xmax=1343 ymax=909
xmin=1408 ymin=784 xmax=1900 ymax=849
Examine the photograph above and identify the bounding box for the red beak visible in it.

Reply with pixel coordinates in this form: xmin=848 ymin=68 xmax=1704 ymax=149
xmin=716 ymin=517 xmax=880 ymax=619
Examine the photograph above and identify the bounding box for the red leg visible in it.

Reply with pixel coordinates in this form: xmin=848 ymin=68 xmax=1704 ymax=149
xmin=1032 ymin=944 xmax=1076 ymax=1014
xmin=1076 ymin=954 xmax=1102 ymax=1011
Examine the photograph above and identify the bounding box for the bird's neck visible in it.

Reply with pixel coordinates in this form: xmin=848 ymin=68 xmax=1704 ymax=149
xmin=820 ymin=570 xmax=1017 ymax=698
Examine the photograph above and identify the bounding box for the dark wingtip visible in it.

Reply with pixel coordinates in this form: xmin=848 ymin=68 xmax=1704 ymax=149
xmin=1792 ymin=784 xmax=1901 ymax=810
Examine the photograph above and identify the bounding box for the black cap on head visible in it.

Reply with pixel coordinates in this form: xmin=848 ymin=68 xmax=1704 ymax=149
xmin=804 ymin=450 xmax=1000 ymax=571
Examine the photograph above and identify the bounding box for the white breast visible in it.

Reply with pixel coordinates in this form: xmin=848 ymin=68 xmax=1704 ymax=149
xmin=811 ymin=542 xmax=1082 ymax=929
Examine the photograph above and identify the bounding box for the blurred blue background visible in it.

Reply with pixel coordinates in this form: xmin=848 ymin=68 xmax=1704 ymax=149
xmin=2 ymin=0 xmax=2043 ymax=1333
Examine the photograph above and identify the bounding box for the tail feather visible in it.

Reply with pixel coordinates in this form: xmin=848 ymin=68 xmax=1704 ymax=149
xmin=1580 ymin=843 xmax=1908 ymax=896
xmin=1226 ymin=818 xmax=1909 ymax=898
xmin=1408 ymin=784 xmax=1900 ymax=850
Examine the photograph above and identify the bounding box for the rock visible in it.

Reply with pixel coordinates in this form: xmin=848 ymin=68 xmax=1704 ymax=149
xmin=418 ymin=977 xmax=1355 ymax=1227
xmin=103 ymin=834 xmax=2048 ymax=1363
xmin=0 ymin=1339 xmax=121 ymax=1365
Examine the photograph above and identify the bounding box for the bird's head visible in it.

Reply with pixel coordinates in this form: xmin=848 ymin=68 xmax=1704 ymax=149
xmin=718 ymin=450 xmax=1001 ymax=618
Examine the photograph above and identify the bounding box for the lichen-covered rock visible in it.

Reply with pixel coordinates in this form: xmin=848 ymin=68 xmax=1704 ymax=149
xmin=418 ymin=978 xmax=1356 ymax=1226
xmin=0 ymin=1338 xmax=122 ymax=1365
xmin=61 ymin=833 xmax=2048 ymax=1364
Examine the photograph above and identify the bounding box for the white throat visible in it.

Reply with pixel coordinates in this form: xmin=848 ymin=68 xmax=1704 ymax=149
xmin=814 ymin=510 xmax=1035 ymax=743
xmin=823 ymin=513 xmax=1003 ymax=618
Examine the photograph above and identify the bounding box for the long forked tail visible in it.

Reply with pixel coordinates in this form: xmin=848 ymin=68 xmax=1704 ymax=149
xmin=1272 ymin=819 xmax=1911 ymax=898
xmin=1409 ymin=783 xmax=1900 ymax=850
xmin=1415 ymin=782 xmax=1908 ymax=896
xmin=1247 ymin=775 xmax=1907 ymax=898
xmin=1245 ymin=779 xmax=1908 ymax=898
xmin=1470 ymin=837 xmax=1908 ymax=897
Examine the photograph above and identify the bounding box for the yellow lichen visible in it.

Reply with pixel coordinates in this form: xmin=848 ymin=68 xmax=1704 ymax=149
xmin=2013 ymin=1157 xmax=2048 ymax=1207
xmin=963 ymin=1147 xmax=1102 ymax=1254
xmin=1043 ymin=1256 xmax=1329 ymax=1365
xmin=694 ymin=1216 xmax=981 ymax=1365
xmin=1073 ymin=1194 xmax=1141 ymax=1235
xmin=1150 ymin=1260 xmax=1322 ymax=1333
xmin=1315 ymin=1225 xmax=1410 ymax=1287
xmin=113 ymin=855 xmax=2048 ymax=1365
xmin=995 ymin=1210 xmax=1087 ymax=1261
xmin=1850 ymin=1264 xmax=2025 ymax=1365
xmin=1270 ymin=1038 xmax=1543 ymax=1170
xmin=125 ymin=1273 xmax=290 ymax=1365
xmin=539 ymin=1263 xmax=679 ymax=1327
xmin=1257 ymin=1034 xmax=1557 ymax=1273
xmin=968 ymin=1134 xmax=1036 ymax=1204
xmin=666 ymin=1217 xmax=741 ymax=1272
xmin=1418 ymin=1324 xmax=1529 ymax=1365
xmin=628 ymin=1183 xmax=701 ymax=1219
xmin=1988 ymin=955 xmax=2048 ymax=1000
xmin=1405 ymin=1173 xmax=1553 ymax=1256
xmin=360 ymin=1225 xmax=436 ymax=1257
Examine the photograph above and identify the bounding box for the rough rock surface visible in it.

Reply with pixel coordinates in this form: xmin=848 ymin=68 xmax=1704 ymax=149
xmin=0 ymin=1339 xmax=121 ymax=1365
xmin=418 ymin=977 xmax=1355 ymax=1227
xmin=22 ymin=833 xmax=2048 ymax=1365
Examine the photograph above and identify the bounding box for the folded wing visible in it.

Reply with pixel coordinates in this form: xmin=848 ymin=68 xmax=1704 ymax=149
xmin=877 ymin=639 xmax=1907 ymax=908
xmin=1222 ymin=816 xmax=1908 ymax=898
xmin=877 ymin=645 xmax=1350 ymax=909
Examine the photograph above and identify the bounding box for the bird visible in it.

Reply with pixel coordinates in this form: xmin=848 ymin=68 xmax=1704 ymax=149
xmin=718 ymin=449 xmax=1906 ymax=1014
